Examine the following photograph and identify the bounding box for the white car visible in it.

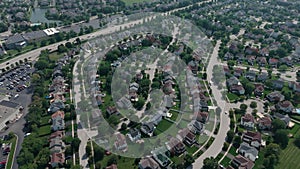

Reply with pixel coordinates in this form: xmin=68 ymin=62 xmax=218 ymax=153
xmin=14 ymin=94 xmax=19 ymax=99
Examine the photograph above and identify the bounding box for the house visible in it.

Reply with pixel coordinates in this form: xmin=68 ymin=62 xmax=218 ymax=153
xmin=52 ymin=70 xmax=63 ymax=79
xmin=162 ymin=82 xmax=174 ymax=95
xmin=22 ymin=30 xmax=48 ymax=43
xmin=258 ymin=116 xmax=272 ymax=130
xmin=230 ymin=84 xmax=245 ymax=95
xmin=49 ymin=137 xmax=65 ymax=153
xmin=276 ymin=100 xmax=294 ymax=113
xmin=164 ymin=95 xmax=173 ymax=109
xmin=188 ymin=60 xmax=198 ymax=74
xmin=238 ymin=142 xmax=258 ymax=161
xmin=106 ymin=164 xmax=118 ymax=169
xmin=226 ymin=76 xmax=240 ymax=87
xmin=280 ymin=57 xmax=293 ymax=67
xmin=242 ymin=131 xmax=262 ymax=149
xmin=49 ymin=131 xmax=64 ymax=140
xmin=257 ymin=73 xmax=268 ymax=82
xmin=266 ymin=91 xmax=285 ymax=102
xmin=289 ymin=82 xmax=300 ymax=92
xmin=224 ymin=52 xmax=234 ymax=60
xmin=51 ymin=111 xmax=65 ymax=119
xmin=51 ymin=117 xmax=65 ymax=131
xmin=223 ymin=66 xmax=231 ymax=76
xmin=193 ymin=111 xmax=209 ymax=123
xmin=5 ymin=34 xmax=26 ymax=49
xmin=151 ymin=114 xmax=163 ymax=126
xmin=245 ymin=71 xmax=256 ymax=81
xmin=177 ymin=128 xmax=196 ymax=147
xmin=114 ymin=133 xmax=127 ymax=152
xmin=139 ymin=157 xmax=161 ymax=169
xmin=231 ymin=154 xmax=254 ymax=169
xmin=274 ymin=113 xmax=292 ymax=128
xmin=152 ymin=151 xmax=171 ymax=168
xmin=241 ymin=114 xmax=255 ymax=129
xmin=254 ymin=83 xmax=264 ymax=97
xmin=272 ymin=79 xmax=284 ymax=90
xmin=269 ymin=58 xmax=279 ymax=68
xmin=259 ymin=48 xmax=269 ymax=57
xmin=48 ymin=100 xmax=65 ymax=113
xmin=165 ymin=137 xmax=186 ymax=155
xmin=199 ymin=100 xmax=209 ymax=112
xmin=234 ymin=68 xmax=244 ymax=78
xmin=246 ymin=55 xmax=256 ymax=65
xmin=188 ymin=120 xmax=204 ymax=134
xmin=127 ymin=128 xmax=141 ymax=142
xmin=106 ymin=106 xmax=119 ymax=116
xmin=50 ymin=153 xmax=65 ymax=168
xmin=141 ymin=122 xmax=155 ymax=137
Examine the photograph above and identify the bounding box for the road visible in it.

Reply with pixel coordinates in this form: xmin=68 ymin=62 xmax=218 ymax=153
xmin=193 ymin=40 xmax=231 ymax=168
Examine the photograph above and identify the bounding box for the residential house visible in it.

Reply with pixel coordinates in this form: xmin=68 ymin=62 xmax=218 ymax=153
xmin=234 ymin=68 xmax=244 ymax=78
xmin=188 ymin=60 xmax=198 ymax=74
xmin=164 ymin=95 xmax=173 ymax=109
xmin=223 ymin=66 xmax=231 ymax=76
xmin=280 ymin=57 xmax=293 ymax=67
xmin=242 ymin=131 xmax=262 ymax=149
xmin=151 ymin=114 xmax=163 ymax=126
xmin=246 ymin=55 xmax=256 ymax=65
xmin=224 ymin=52 xmax=234 ymax=60
xmin=231 ymin=154 xmax=254 ymax=169
xmin=199 ymin=100 xmax=209 ymax=112
xmin=230 ymin=84 xmax=245 ymax=95
xmin=177 ymin=128 xmax=196 ymax=147
xmin=276 ymin=100 xmax=294 ymax=113
xmin=241 ymin=114 xmax=255 ymax=129
xmin=49 ymin=137 xmax=65 ymax=153
xmin=114 ymin=133 xmax=128 ymax=152
xmin=127 ymin=128 xmax=141 ymax=142
xmin=269 ymin=58 xmax=279 ymax=68
xmin=51 ymin=111 xmax=65 ymax=119
xmin=226 ymin=76 xmax=240 ymax=87
xmin=141 ymin=122 xmax=155 ymax=137
xmin=254 ymin=83 xmax=264 ymax=97
xmin=165 ymin=137 xmax=186 ymax=155
xmin=257 ymin=73 xmax=268 ymax=82
xmin=52 ymin=70 xmax=63 ymax=79
xmin=274 ymin=113 xmax=292 ymax=128
xmin=193 ymin=111 xmax=209 ymax=124
xmin=106 ymin=164 xmax=118 ymax=169
xmin=257 ymin=116 xmax=272 ymax=130
xmin=139 ymin=157 xmax=161 ymax=169
xmin=259 ymin=48 xmax=269 ymax=57
xmin=162 ymin=82 xmax=174 ymax=95
xmin=51 ymin=117 xmax=65 ymax=131
xmin=152 ymin=151 xmax=171 ymax=168
xmin=106 ymin=106 xmax=119 ymax=116
xmin=238 ymin=142 xmax=258 ymax=161
xmin=48 ymin=100 xmax=65 ymax=113
xmin=5 ymin=34 xmax=26 ymax=49
xmin=50 ymin=153 xmax=65 ymax=168
xmin=245 ymin=71 xmax=256 ymax=81
xmin=272 ymin=79 xmax=284 ymax=90
xmin=49 ymin=131 xmax=64 ymax=140
xmin=266 ymin=91 xmax=285 ymax=102
xmin=256 ymin=57 xmax=267 ymax=67
xmin=188 ymin=120 xmax=204 ymax=134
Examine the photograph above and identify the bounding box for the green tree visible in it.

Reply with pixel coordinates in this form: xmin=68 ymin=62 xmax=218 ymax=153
xmin=34 ymin=60 xmax=48 ymax=70
xmin=203 ymin=157 xmax=218 ymax=169
xmin=35 ymin=148 xmax=50 ymax=169
xmin=250 ymin=101 xmax=257 ymax=109
xmin=294 ymin=135 xmax=300 ymax=148
xmin=245 ymin=83 xmax=255 ymax=95
xmin=93 ymin=143 xmax=104 ymax=162
xmin=274 ymin=129 xmax=289 ymax=148
xmin=71 ymin=138 xmax=81 ymax=152
xmin=226 ymin=130 xmax=235 ymax=143
xmin=240 ymin=104 xmax=248 ymax=111
xmin=272 ymin=119 xmax=286 ymax=132
xmin=184 ymin=154 xmax=195 ymax=167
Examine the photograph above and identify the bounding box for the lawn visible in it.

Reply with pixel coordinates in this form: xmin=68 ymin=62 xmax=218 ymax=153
xmin=228 ymin=146 xmax=238 ymax=156
xmin=220 ymin=156 xmax=231 ymax=167
xmin=38 ymin=124 xmax=51 ymax=136
xmin=6 ymin=135 xmax=17 ymax=169
xmin=156 ymin=119 xmax=174 ymax=132
xmin=100 ymin=154 xmax=138 ymax=169
xmin=186 ymin=146 xmax=199 ymax=154
xmin=275 ymin=127 xmax=300 ymax=169
xmin=227 ymin=93 xmax=239 ymax=102
xmin=121 ymin=0 xmax=146 ymax=5
xmin=49 ymin=52 xmax=64 ymax=62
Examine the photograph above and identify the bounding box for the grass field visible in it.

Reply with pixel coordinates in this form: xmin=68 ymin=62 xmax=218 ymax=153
xmin=227 ymin=93 xmax=239 ymax=102
xmin=275 ymin=125 xmax=300 ymax=169
xmin=122 ymin=0 xmax=146 ymax=5
xmin=38 ymin=124 xmax=51 ymax=136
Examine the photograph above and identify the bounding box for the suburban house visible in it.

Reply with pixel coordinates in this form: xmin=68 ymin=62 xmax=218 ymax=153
xmin=231 ymin=154 xmax=254 ymax=169
xmin=276 ymin=100 xmax=294 ymax=113
xmin=245 ymin=71 xmax=256 ymax=81
xmin=234 ymin=68 xmax=244 ymax=78
xmin=49 ymin=137 xmax=65 ymax=153
xmin=241 ymin=114 xmax=255 ymax=129
xmin=188 ymin=120 xmax=204 ymax=134
xmin=49 ymin=131 xmax=64 ymax=140
xmin=141 ymin=122 xmax=155 ymax=137
xmin=242 ymin=131 xmax=262 ymax=149
xmin=266 ymin=91 xmax=285 ymax=102
xmin=257 ymin=116 xmax=272 ymax=130
xmin=162 ymin=82 xmax=174 ymax=95
xmin=50 ymin=153 xmax=65 ymax=168
xmin=256 ymin=57 xmax=267 ymax=66
xmin=272 ymin=79 xmax=284 ymax=90
xmin=193 ymin=111 xmax=209 ymax=123
xmin=151 ymin=114 xmax=163 ymax=126
xmin=164 ymin=95 xmax=174 ymax=109
xmin=238 ymin=142 xmax=259 ymax=161
xmin=188 ymin=60 xmax=199 ymax=74
xmin=289 ymin=82 xmax=300 ymax=92
xmin=165 ymin=137 xmax=186 ymax=155
xmin=152 ymin=151 xmax=171 ymax=168
xmin=114 ymin=133 xmax=128 ymax=152
xmin=177 ymin=128 xmax=196 ymax=147
xmin=51 ymin=116 xmax=65 ymax=131
xmin=254 ymin=83 xmax=264 ymax=97
xmin=269 ymin=58 xmax=279 ymax=68
xmin=106 ymin=106 xmax=119 ymax=116
xmin=226 ymin=76 xmax=240 ymax=87
xmin=48 ymin=100 xmax=65 ymax=113
xmin=5 ymin=34 xmax=26 ymax=49
xmin=127 ymin=128 xmax=141 ymax=142
xmin=246 ymin=55 xmax=256 ymax=65
xmin=274 ymin=113 xmax=293 ymax=128
xmin=230 ymin=84 xmax=245 ymax=95
xmin=129 ymin=82 xmax=139 ymax=102
xmin=257 ymin=73 xmax=268 ymax=82
xmin=139 ymin=157 xmax=161 ymax=169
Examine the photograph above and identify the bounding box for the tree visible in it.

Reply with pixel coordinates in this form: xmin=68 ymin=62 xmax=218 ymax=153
xmin=245 ymin=83 xmax=255 ymax=95
xmin=120 ymin=123 xmax=127 ymax=130
xmin=70 ymin=165 xmax=83 ymax=169
xmin=34 ymin=60 xmax=48 ymax=70
xmin=202 ymin=73 xmax=207 ymax=80
xmin=240 ymin=104 xmax=248 ymax=111
xmin=274 ymin=129 xmax=289 ymax=148
xmin=264 ymin=143 xmax=281 ymax=168
xmin=98 ymin=62 xmax=111 ymax=76
xmin=57 ymin=44 xmax=68 ymax=53
xmin=272 ymin=119 xmax=286 ymax=132
xmin=203 ymin=157 xmax=218 ymax=169
xmin=249 ymin=101 xmax=257 ymax=109
xmin=71 ymin=138 xmax=81 ymax=152
xmin=226 ymin=130 xmax=235 ymax=143
xmin=294 ymin=135 xmax=300 ymax=148
xmin=184 ymin=154 xmax=195 ymax=167
xmin=134 ymin=97 xmax=145 ymax=110
xmin=222 ymin=142 xmax=229 ymax=151
xmin=93 ymin=143 xmax=104 ymax=162
xmin=35 ymin=148 xmax=50 ymax=169
xmin=65 ymin=42 xmax=73 ymax=49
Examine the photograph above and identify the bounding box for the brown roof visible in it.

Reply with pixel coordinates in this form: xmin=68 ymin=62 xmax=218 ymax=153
xmin=242 ymin=114 xmax=255 ymax=123
xmin=139 ymin=157 xmax=161 ymax=169
xmin=106 ymin=164 xmax=118 ymax=169
xmin=49 ymin=131 xmax=64 ymax=140
xmin=258 ymin=116 xmax=272 ymax=126
xmin=233 ymin=155 xmax=254 ymax=169
xmin=193 ymin=111 xmax=209 ymax=122
xmin=244 ymin=131 xmax=261 ymax=142
xmin=51 ymin=111 xmax=65 ymax=119
xmin=51 ymin=153 xmax=65 ymax=164
xmin=278 ymin=100 xmax=293 ymax=108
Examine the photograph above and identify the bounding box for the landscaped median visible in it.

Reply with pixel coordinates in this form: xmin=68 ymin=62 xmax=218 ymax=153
xmin=5 ymin=134 xmax=18 ymax=169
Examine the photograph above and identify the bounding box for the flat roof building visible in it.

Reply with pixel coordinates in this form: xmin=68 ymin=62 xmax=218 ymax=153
xmin=0 ymin=100 xmax=22 ymax=131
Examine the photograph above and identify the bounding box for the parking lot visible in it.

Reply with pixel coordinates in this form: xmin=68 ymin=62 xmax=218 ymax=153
xmin=0 ymin=64 xmax=34 ymax=101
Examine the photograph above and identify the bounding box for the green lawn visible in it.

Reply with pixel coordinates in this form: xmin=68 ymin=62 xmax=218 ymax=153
xmin=186 ymin=146 xmax=199 ymax=154
xmin=275 ymin=126 xmax=300 ymax=169
xmin=49 ymin=52 xmax=64 ymax=62
xmin=220 ymin=156 xmax=232 ymax=167
xmin=227 ymin=93 xmax=239 ymax=102
xmin=38 ymin=124 xmax=51 ymax=136
xmin=6 ymin=135 xmax=17 ymax=169
xmin=156 ymin=119 xmax=174 ymax=132
xmin=121 ymin=0 xmax=146 ymax=5
xmin=228 ymin=146 xmax=238 ymax=156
